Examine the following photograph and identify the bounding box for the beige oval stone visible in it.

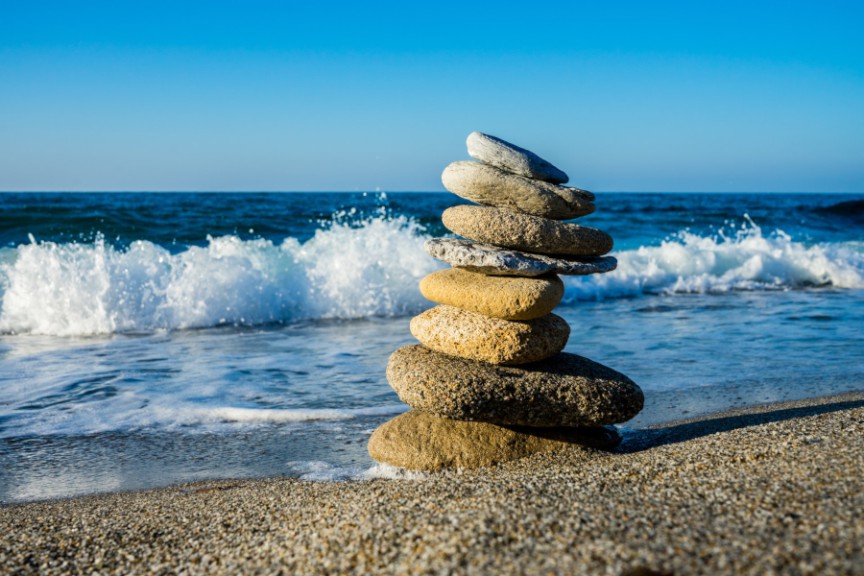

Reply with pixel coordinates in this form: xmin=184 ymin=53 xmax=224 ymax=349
xmin=443 ymin=205 xmax=613 ymax=256
xmin=367 ymin=410 xmax=622 ymax=471
xmin=387 ymin=345 xmax=644 ymax=427
xmin=419 ymin=268 xmax=563 ymax=320
xmin=441 ymin=161 xmax=594 ymax=220
xmin=410 ymin=305 xmax=569 ymax=365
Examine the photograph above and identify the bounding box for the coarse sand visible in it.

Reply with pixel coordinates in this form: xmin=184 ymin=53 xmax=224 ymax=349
xmin=1 ymin=392 xmax=862 ymax=575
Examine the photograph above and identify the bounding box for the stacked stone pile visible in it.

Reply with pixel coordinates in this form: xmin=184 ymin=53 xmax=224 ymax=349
xmin=368 ymin=132 xmax=643 ymax=471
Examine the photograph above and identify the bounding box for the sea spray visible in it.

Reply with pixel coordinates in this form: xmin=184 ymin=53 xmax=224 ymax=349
xmin=0 ymin=213 xmax=443 ymax=336
xmin=295 ymin=213 xmax=443 ymax=318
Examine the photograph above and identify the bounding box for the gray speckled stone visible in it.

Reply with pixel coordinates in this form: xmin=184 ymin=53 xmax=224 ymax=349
xmin=368 ymin=410 xmax=621 ymax=471
xmin=466 ymin=131 xmax=569 ymax=184
xmin=441 ymin=161 xmax=594 ymax=220
xmin=386 ymin=345 xmax=644 ymax=427
xmin=442 ymin=205 xmax=613 ymax=256
xmin=424 ymin=238 xmax=617 ymax=277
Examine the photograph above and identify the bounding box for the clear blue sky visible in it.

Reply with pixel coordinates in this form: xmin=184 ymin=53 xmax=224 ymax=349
xmin=1 ymin=0 xmax=862 ymax=192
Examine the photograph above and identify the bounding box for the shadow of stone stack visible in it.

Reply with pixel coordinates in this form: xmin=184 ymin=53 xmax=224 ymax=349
xmin=368 ymin=132 xmax=644 ymax=471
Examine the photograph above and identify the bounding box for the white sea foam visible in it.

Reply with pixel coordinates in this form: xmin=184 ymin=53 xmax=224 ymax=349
xmin=360 ymin=463 xmax=431 ymax=481
xmin=1 ymin=215 xmax=862 ymax=335
xmin=195 ymin=404 xmax=407 ymax=424
xmin=565 ymin=216 xmax=864 ymax=300
xmin=0 ymin=214 xmax=442 ymax=336
xmin=262 ymin=460 xmax=430 ymax=482
xmin=289 ymin=461 xmax=369 ymax=482
xmin=0 ymin=399 xmax=409 ymax=438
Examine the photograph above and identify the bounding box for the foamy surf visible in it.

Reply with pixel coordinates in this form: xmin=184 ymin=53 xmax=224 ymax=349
xmin=0 ymin=401 xmax=409 ymax=438
xmin=0 ymin=214 xmax=862 ymax=336
xmin=202 ymin=404 xmax=408 ymax=424
xmin=565 ymin=216 xmax=864 ymax=300
xmin=0 ymin=213 xmax=443 ymax=336
xmin=360 ymin=463 xmax=430 ymax=481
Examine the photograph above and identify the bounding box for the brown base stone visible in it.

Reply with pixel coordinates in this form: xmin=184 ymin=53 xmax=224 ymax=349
xmin=368 ymin=410 xmax=621 ymax=471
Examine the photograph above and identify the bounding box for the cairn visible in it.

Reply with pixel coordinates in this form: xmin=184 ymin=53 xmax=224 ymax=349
xmin=368 ymin=132 xmax=644 ymax=470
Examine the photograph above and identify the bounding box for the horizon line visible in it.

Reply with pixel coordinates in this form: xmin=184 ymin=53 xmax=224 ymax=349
xmin=2 ymin=190 xmax=863 ymax=194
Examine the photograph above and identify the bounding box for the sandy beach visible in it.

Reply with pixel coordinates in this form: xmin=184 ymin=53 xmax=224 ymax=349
xmin=0 ymin=392 xmax=861 ymax=575
xmin=4 ymin=1 xmax=863 ymax=573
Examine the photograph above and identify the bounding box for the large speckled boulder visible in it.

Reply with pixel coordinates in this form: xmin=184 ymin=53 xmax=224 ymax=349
xmin=419 ymin=268 xmax=563 ymax=320
xmin=367 ymin=410 xmax=621 ymax=471
xmin=443 ymin=205 xmax=613 ymax=256
xmin=410 ymin=305 xmax=569 ymax=365
xmin=441 ymin=161 xmax=594 ymax=220
xmin=387 ymin=345 xmax=643 ymax=427
xmin=466 ymin=131 xmax=569 ymax=184
xmin=425 ymin=238 xmax=617 ymax=277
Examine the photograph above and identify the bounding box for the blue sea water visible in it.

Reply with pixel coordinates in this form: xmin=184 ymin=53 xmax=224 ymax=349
xmin=0 ymin=191 xmax=863 ymax=503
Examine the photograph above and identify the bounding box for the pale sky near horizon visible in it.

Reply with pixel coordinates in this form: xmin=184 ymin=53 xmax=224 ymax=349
xmin=1 ymin=1 xmax=863 ymax=192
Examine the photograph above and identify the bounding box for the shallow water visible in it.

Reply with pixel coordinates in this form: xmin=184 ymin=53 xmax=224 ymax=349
xmin=1 ymin=192 xmax=863 ymax=502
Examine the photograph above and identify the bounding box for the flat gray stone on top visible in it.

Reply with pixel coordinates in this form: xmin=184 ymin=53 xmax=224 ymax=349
xmin=425 ymin=238 xmax=617 ymax=277
xmin=441 ymin=161 xmax=594 ymax=220
xmin=387 ymin=345 xmax=644 ymax=427
xmin=467 ymin=131 xmax=569 ymax=184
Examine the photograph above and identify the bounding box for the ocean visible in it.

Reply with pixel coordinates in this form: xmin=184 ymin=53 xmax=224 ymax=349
xmin=1 ymin=191 xmax=862 ymax=503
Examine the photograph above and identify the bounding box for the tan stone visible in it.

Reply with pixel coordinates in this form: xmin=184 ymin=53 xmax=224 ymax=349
xmin=367 ymin=410 xmax=621 ymax=471
xmin=387 ymin=345 xmax=644 ymax=427
xmin=441 ymin=161 xmax=594 ymax=220
xmin=410 ymin=305 xmax=569 ymax=365
xmin=443 ymin=205 xmax=613 ymax=256
xmin=419 ymin=268 xmax=564 ymax=320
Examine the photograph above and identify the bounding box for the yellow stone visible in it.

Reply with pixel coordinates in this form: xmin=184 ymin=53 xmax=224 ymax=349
xmin=419 ymin=268 xmax=563 ymax=320
xmin=409 ymin=305 xmax=569 ymax=365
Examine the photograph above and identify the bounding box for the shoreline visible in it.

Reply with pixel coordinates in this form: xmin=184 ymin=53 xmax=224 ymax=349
xmin=2 ymin=391 xmax=863 ymax=574
xmin=0 ymin=386 xmax=857 ymax=507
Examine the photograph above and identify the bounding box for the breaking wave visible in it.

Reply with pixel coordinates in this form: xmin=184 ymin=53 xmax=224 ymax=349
xmin=1 ymin=214 xmax=862 ymax=336
xmin=0 ymin=212 xmax=443 ymax=336
xmin=565 ymin=216 xmax=864 ymax=300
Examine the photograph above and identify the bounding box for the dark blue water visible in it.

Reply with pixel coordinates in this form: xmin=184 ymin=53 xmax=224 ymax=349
xmin=0 ymin=192 xmax=862 ymax=502
xmin=2 ymin=191 xmax=862 ymax=250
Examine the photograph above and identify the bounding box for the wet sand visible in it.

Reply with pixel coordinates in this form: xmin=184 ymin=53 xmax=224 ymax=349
xmin=2 ymin=391 xmax=862 ymax=575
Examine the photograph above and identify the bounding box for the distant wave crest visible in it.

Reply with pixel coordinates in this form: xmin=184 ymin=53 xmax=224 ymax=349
xmin=1 ymin=213 xmax=862 ymax=336
xmin=565 ymin=215 xmax=864 ymax=300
